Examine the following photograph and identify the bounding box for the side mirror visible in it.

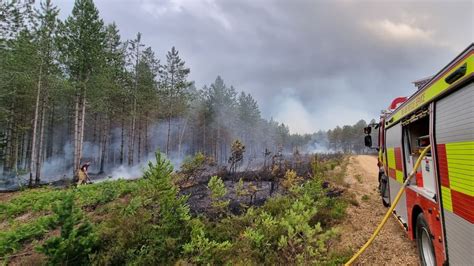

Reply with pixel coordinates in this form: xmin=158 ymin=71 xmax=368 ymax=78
xmin=364 ymin=135 xmax=372 ymax=148
xmin=364 ymin=126 xmax=372 ymax=135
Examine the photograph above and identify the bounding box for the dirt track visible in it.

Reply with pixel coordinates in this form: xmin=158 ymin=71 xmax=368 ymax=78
xmin=335 ymin=155 xmax=419 ymax=265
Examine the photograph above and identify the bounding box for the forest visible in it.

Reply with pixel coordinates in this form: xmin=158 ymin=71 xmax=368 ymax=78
xmin=0 ymin=0 xmax=385 ymax=264
xmin=0 ymin=0 xmax=369 ymax=189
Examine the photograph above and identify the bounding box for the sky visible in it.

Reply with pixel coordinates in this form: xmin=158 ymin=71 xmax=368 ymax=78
xmin=55 ymin=0 xmax=473 ymax=134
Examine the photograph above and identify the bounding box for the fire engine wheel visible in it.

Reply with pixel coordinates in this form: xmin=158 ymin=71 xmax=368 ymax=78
xmin=381 ymin=197 xmax=390 ymax=207
xmin=416 ymin=213 xmax=436 ymax=266
xmin=379 ymin=174 xmax=389 ymax=207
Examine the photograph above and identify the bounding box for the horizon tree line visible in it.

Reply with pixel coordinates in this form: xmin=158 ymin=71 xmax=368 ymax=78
xmin=0 ymin=0 xmax=370 ymax=186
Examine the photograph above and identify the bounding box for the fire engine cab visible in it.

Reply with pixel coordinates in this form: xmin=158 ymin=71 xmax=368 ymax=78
xmin=364 ymin=43 xmax=473 ymax=266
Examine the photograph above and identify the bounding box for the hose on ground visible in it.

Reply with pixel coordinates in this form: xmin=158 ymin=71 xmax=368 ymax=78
xmin=344 ymin=145 xmax=431 ymax=265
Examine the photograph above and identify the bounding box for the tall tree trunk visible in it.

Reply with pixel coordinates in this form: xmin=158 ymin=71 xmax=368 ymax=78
xmin=120 ymin=114 xmax=124 ymax=165
xmin=202 ymin=118 xmax=206 ymax=154
xmin=129 ymin=34 xmax=141 ymax=165
xmin=78 ymin=89 xmax=86 ymax=165
xmin=137 ymin=117 xmax=141 ymax=164
xmin=128 ymin=96 xmax=137 ymax=165
xmin=19 ymin=132 xmax=25 ymax=169
xmin=144 ymin=111 xmax=149 ymax=157
xmin=217 ymin=124 xmax=221 ymax=164
xmin=73 ymin=92 xmax=79 ymax=180
xmin=166 ymin=74 xmax=174 ymax=156
xmin=128 ymin=116 xmax=135 ymax=165
xmin=99 ymin=115 xmax=107 ymax=174
xmin=96 ymin=114 xmax=101 ymax=164
xmin=46 ymin=100 xmax=54 ymax=159
xmin=73 ymin=83 xmax=86 ymax=179
xmin=178 ymin=117 xmax=188 ymax=159
xmin=4 ymin=101 xmax=15 ymax=177
xmin=92 ymin=113 xmax=97 ymax=147
xmin=29 ymin=63 xmax=42 ymax=186
xmin=166 ymin=116 xmax=171 ymax=156
xmin=35 ymin=93 xmax=47 ymax=184
xmin=23 ymin=131 xmax=30 ymax=170
xmin=12 ymin=129 xmax=18 ymax=175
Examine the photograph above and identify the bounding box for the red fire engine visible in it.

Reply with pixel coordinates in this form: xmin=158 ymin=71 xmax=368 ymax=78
xmin=364 ymin=44 xmax=473 ymax=266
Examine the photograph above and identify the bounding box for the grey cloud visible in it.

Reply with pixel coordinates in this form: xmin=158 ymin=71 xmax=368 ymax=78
xmin=55 ymin=0 xmax=473 ymax=133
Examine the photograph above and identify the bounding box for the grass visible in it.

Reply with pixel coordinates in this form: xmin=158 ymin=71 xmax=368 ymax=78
xmin=324 ymin=156 xmax=348 ymax=186
xmin=0 ymin=153 xmax=351 ymax=264
xmin=0 ymin=179 xmax=143 ymax=259
xmin=0 ymin=215 xmax=56 ymax=257
xmin=0 ymin=188 xmax=65 ymax=221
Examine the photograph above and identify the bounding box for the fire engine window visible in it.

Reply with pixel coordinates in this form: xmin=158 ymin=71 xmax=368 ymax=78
xmin=405 ymin=115 xmax=430 ymax=155
xmin=402 ymin=113 xmax=430 ymax=185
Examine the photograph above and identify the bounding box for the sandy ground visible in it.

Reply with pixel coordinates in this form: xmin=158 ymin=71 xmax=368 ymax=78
xmin=334 ymin=155 xmax=419 ymax=265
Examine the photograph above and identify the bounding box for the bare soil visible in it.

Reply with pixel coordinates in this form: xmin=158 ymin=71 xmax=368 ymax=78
xmin=333 ymin=155 xmax=419 ymax=265
xmin=0 ymin=192 xmax=16 ymax=202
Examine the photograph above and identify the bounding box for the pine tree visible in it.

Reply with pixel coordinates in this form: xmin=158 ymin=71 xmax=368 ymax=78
xmin=88 ymin=22 xmax=127 ymax=173
xmin=0 ymin=1 xmax=37 ymax=178
xmin=29 ymin=0 xmax=60 ymax=186
xmin=136 ymin=46 xmax=159 ymax=161
xmin=126 ymin=32 xmax=144 ymax=165
xmin=238 ymin=92 xmax=260 ymax=156
xmin=62 ymin=0 xmax=105 ymax=179
xmin=159 ymin=47 xmax=190 ymax=156
xmin=206 ymin=76 xmax=237 ymax=163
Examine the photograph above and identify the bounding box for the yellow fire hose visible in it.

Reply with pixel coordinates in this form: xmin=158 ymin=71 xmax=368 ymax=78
xmin=345 ymin=145 xmax=431 ymax=265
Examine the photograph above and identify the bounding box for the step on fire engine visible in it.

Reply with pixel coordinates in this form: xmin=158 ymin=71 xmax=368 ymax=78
xmin=364 ymin=43 xmax=473 ymax=266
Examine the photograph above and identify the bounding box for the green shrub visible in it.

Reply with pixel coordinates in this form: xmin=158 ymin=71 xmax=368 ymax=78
xmin=207 ymin=176 xmax=229 ymax=210
xmin=183 ymin=219 xmax=231 ymax=264
xmin=208 ymin=176 xmax=227 ymax=199
xmin=200 ymin=170 xmax=345 ymax=264
xmin=235 ymin=190 xmax=336 ymax=264
xmin=181 ymin=152 xmax=207 ymax=176
xmin=281 ymin=169 xmax=302 ymax=189
xmin=37 ymin=192 xmax=98 ymax=265
xmin=93 ymin=151 xmax=192 ymax=265
xmin=235 ymin=178 xmax=248 ymax=197
xmin=92 ymin=208 xmax=154 ymax=265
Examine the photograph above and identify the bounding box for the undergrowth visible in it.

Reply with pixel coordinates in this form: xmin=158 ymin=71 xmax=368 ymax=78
xmin=1 ymin=153 xmax=350 ymax=264
xmin=0 ymin=179 xmax=141 ymax=260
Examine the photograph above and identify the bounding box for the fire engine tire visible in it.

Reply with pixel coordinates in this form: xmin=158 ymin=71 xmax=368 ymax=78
xmin=381 ymin=197 xmax=390 ymax=207
xmin=415 ymin=213 xmax=436 ymax=266
xmin=379 ymin=174 xmax=390 ymax=207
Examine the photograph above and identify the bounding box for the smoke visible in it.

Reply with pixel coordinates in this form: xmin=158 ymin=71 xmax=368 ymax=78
xmin=0 ymin=88 xmax=333 ymax=190
xmin=39 ymin=142 xmax=74 ymax=182
xmin=271 ymin=88 xmax=316 ymax=134
xmin=304 ymin=142 xmax=331 ymax=154
xmin=108 ymin=164 xmax=145 ymax=180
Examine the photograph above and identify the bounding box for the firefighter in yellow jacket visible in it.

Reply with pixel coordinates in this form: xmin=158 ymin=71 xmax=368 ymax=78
xmin=77 ymin=162 xmax=91 ymax=185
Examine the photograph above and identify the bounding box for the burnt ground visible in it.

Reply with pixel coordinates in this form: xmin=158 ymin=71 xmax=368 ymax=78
xmin=178 ymin=163 xmax=301 ymax=216
xmin=331 ymin=155 xmax=419 ymax=265
xmin=181 ymin=179 xmax=277 ymax=215
xmin=179 ymin=154 xmax=344 ymax=217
